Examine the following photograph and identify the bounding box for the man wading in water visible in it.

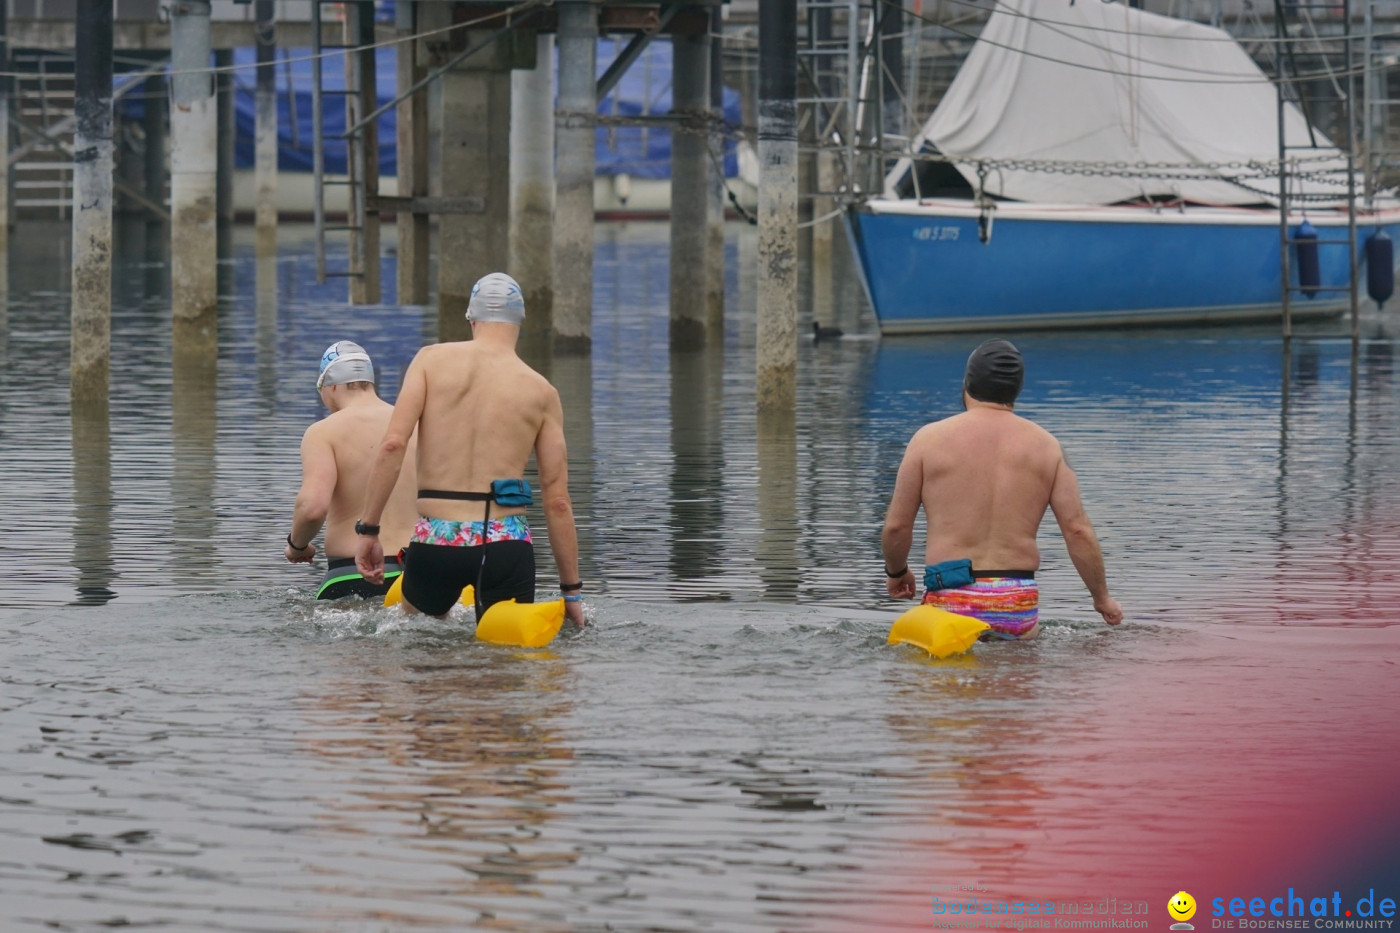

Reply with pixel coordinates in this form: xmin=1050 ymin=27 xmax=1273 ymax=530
xmin=284 ymin=341 xmax=420 ymax=600
xmin=354 ymin=273 xmax=586 ymax=627
xmin=880 ymin=338 xmax=1123 ymax=639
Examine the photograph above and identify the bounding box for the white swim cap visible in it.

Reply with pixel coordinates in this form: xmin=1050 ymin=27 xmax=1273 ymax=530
xmin=317 ymin=340 xmax=375 ymax=389
xmin=466 ymin=272 xmax=526 ymax=325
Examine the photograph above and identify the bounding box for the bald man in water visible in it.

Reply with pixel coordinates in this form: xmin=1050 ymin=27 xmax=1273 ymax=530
xmin=355 ymin=273 xmax=585 ymax=626
xmin=881 ymin=338 xmax=1123 ymax=638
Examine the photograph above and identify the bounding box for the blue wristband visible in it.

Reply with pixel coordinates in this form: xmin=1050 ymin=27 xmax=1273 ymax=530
xmin=563 ymin=594 xmax=583 ymax=603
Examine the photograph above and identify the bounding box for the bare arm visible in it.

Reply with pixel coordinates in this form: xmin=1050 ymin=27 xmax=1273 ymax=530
xmin=1048 ymin=454 xmax=1123 ymax=625
xmin=355 ymin=352 xmax=427 ymax=581
xmin=286 ymin=427 xmax=336 ymax=562
xmin=881 ymin=436 xmax=924 ymax=599
xmin=535 ymin=388 xmax=584 ymax=626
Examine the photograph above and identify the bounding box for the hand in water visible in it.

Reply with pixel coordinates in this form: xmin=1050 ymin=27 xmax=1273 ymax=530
xmin=1096 ymin=595 xmax=1124 ymax=626
xmin=565 ymin=598 xmax=585 ymax=628
xmin=355 ymin=536 xmax=384 ymax=584
xmin=886 ymin=569 xmax=916 ymax=600
xmin=285 ymin=542 xmax=316 ymax=563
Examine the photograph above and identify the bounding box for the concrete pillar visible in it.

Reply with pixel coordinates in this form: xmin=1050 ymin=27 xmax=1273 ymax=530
xmin=143 ymin=76 xmax=166 ymax=209
xmin=170 ymin=0 xmax=218 ymax=356
xmin=71 ymin=0 xmax=114 ymax=401
xmin=346 ymin=2 xmax=380 ymax=304
xmin=435 ymin=36 xmax=510 ymax=342
xmin=553 ymin=2 xmax=597 ymax=354
xmin=706 ymin=5 xmax=725 ymax=333
xmin=0 ymin=3 xmax=12 ymax=302
xmin=757 ymin=0 xmax=798 ymax=411
xmin=214 ymin=48 xmax=234 ymax=225
xmin=669 ymin=30 xmax=709 ymax=350
xmin=510 ymin=32 xmax=555 ymax=341
xmin=811 ymin=150 xmax=837 ymax=328
xmin=254 ymin=0 xmax=277 ymax=250
xmin=395 ymin=0 xmax=429 ymax=305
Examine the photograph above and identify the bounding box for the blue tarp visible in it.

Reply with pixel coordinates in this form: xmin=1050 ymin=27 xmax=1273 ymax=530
xmin=120 ymin=38 xmax=741 ymax=178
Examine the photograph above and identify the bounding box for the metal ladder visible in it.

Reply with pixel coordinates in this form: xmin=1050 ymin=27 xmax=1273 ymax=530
xmin=10 ymin=53 xmax=74 ymax=219
xmin=310 ymin=0 xmax=380 ymax=302
xmin=1273 ymin=0 xmax=1360 ymax=340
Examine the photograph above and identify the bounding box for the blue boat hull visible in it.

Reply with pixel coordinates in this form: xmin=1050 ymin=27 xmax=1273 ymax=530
xmin=846 ymin=201 xmax=1400 ymax=334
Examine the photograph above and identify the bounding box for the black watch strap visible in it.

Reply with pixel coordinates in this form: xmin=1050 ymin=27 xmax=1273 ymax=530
xmin=355 ymin=520 xmax=381 ymax=536
xmin=885 ymin=565 xmax=910 ymax=578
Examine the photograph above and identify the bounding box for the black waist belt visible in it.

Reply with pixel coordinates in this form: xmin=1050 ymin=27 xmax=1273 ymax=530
xmin=328 ymin=556 xmax=400 ymax=572
xmin=418 ymin=490 xmax=492 ymax=501
xmin=973 ymin=569 xmax=1035 ymax=579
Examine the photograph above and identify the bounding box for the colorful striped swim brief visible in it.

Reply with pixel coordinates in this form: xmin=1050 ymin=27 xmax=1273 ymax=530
xmin=922 ymin=576 xmax=1039 ymax=639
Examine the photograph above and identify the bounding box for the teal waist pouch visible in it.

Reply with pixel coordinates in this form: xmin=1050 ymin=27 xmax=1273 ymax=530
xmin=491 ymin=478 xmax=533 ymax=507
xmin=924 ymin=558 xmax=974 ymax=593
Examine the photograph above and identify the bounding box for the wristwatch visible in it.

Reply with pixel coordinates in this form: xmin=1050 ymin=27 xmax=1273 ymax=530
xmin=354 ymin=520 xmax=381 ymax=536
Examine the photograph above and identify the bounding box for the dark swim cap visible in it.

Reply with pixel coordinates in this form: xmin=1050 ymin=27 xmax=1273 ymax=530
xmin=963 ymin=338 xmax=1024 ymax=404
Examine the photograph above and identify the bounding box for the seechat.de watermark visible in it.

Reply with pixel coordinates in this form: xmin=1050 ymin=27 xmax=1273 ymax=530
xmin=1207 ymin=889 xmax=1396 ymax=930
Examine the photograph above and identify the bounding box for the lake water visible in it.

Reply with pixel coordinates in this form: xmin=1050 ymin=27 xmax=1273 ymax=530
xmin=1 ymin=220 xmax=1397 ymax=931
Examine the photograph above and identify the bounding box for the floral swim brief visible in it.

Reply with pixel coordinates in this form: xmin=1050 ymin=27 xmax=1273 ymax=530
xmin=410 ymin=514 xmax=532 ymax=548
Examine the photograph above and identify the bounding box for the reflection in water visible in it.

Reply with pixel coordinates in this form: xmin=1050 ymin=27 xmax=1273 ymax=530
xmin=668 ymin=348 xmax=725 ymax=594
xmin=70 ymin=397 xmax=116 ymax=605
xmin=171 ymin=355 xmax=219 ymax=583
xmin=304 ymin=643 xmax=576 ymax=926
xmin=529 ymin=348 xmax=594 ymax=590
xmin=880 ymin=653 xmax=1066 ymax=900
xmin=255 ymin=253 xmax=278 ymax=412
xmin=756 ymin=408 xmax=799 ymax=600
xmin=0 ymin=226 xmax=7 ymax=357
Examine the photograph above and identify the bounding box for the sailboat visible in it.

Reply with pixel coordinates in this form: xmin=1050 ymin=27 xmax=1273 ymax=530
xmin=844 ymin=0 xmax=1400 ymax=334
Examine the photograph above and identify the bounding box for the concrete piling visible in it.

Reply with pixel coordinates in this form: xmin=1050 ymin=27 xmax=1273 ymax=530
xmin=510 ymin=33 xmax=556 ymax=341
xmin=214 ymin=48 xmax=234 ymax=225
xmin=0 ymin=1 xmax=8 ymax=266
xmin=553 ymin=1 xmax=597 ymax=354
xmin=395 ymin=0 xmax=429 ymax=305
xmin=254 ymin=0 xmax=277 ymax=251
xmin=70 ymin=0 xmax=114 ymax=401
xmin=423 ymin=2 xmax=511 ymax=341
xmin=757 ymin=0 xmax=798 ymax=411
xmin=706 ymin=5 xmax=726 ymax=333
xmin=669 ymin=26 xmax=710 ymax=350
xmin=170 ymin=0 xmax=218 ymax=356
xmin=143 ymin=76 xmax=166 ymax=212
xmin=345 ymin=2 xmax=380 ymax=304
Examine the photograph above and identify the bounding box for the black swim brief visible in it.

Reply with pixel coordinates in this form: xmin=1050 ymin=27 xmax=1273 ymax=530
xmin=317 ymin=556 xmax=402 ymax=601
xmin=401 ymin=540 xmax=535 ymax=617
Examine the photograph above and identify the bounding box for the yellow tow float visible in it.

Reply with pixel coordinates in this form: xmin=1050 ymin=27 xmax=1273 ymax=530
xmin=384 ymin=577 xmax=566 ymax=648
xmin=887 ymin=605 xmax=989 ymax=659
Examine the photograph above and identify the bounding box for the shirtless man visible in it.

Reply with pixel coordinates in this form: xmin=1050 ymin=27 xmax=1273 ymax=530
xmin=354 ymin=273 xmax=585 ymax=626
xmin=285 ymin=341 xmax=420 ymax=599
xmin=881 ymin=338 xmax=1123 ymax=638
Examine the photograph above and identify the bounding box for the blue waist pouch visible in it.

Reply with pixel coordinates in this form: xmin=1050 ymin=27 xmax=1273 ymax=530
xmin=924 ymin=558 xmax=974 ymax=593
xmin=491 ymin=478 xmax=533 ymax=507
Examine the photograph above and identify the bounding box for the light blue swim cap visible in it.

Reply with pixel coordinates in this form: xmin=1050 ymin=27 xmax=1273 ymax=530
xmin=317 ymin=340 xmax=375 ymax=389
xmin=466 ymin=272 xmax=526 ymax=324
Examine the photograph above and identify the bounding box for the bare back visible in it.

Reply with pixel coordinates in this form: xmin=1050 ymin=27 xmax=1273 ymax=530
xmin=309 ymin=399 xmax=418 ymax=557
xmin=409 ymin=341 xmax=555 ymax=522
xmin=910 ymin=407 xmax=1063 ymax=570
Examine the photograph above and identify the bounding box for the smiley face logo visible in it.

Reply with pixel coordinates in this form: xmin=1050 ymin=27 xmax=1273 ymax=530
xmin=1169 ymin=891 xmax=1197 ymax=927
